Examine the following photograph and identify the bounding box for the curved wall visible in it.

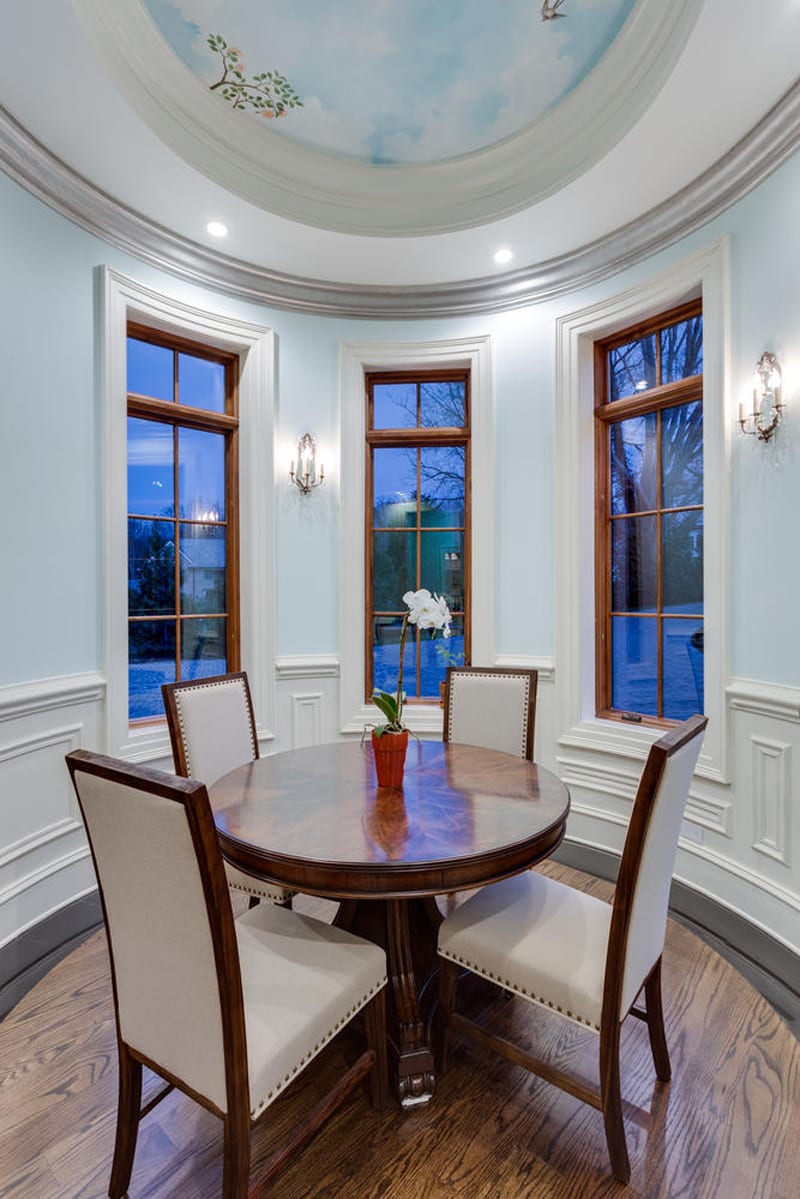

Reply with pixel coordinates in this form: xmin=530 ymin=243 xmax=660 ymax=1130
xmin=0 ymin=149 xmax=798 ymax=974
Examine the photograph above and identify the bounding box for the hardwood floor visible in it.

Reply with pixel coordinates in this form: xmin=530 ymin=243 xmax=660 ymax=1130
xmin=1 ymin=864 xmax=798 ymax=1198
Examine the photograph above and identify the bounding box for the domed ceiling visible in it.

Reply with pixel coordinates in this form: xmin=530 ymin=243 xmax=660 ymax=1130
xmin=141 ymin=0 xmax=635 ymax=165
xmin=0 ymin=0 xmax=798 ymax=312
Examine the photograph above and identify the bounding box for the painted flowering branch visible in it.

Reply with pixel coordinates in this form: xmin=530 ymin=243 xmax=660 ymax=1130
xmin=371 ymin=589 xmax=452 ymax=736
xmin=207 ymin=33 xmax=303 ymax=119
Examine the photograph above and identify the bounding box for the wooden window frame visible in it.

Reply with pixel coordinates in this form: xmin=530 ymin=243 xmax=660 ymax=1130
xmin=126 ymin=320 xmax=241 ymax=724
xmin=594 ymin=299 xmax=703 ymax=728
xmin=364 ymin=369 xmax=471 ymax=705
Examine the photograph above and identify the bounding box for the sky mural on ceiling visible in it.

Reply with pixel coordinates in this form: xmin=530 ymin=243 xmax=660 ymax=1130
xmin=143 ymin=0 xmax=636 ymax=165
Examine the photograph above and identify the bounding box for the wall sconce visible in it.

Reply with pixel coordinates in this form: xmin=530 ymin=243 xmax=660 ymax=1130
xmin=290 ymin=433 xmax=325 ymax=495
xmin=739 ymin=352 xmax=784 ymax=442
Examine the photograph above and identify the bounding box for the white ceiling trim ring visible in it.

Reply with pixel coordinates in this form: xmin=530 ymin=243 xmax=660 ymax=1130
xmin=1 ymin=80 xmax=798 ymax=319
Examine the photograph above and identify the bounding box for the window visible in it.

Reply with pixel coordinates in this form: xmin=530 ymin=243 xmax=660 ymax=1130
xmin=595 ymin=300 xmax=703 ymax=724
xmin=365 ymin=370 xmax=470 ymax=703
xmin=126 ymin=322 xmax=239 ymax=721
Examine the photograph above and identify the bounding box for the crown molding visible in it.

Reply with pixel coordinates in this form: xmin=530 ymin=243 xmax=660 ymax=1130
xmin=1 ymin=79 xmax=799 ymax=319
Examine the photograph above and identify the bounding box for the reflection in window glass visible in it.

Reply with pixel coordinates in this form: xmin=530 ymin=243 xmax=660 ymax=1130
xmin=178 ymin=353 xmax=225 ymax=413
xmin=610 ymin=414 xmax=657 ymax=514
xmin=179 ymin=427 xmax=226 ymax=521
xmin=611 ymin=516 xmax=657 ymax=612
xmin=129 ymin=620 xmax=176 ymax=720
xmin=609 ymin=335 xmax=657 ymax=401
xmin=179 ymin=524 xmax=226 ymax=614
xmin=128 ymin=518 xmax=175 ymax=616
xmin=420 ymin=380 xmax=465 ymax=428
xmin=661 ymin=402 xmax=703 ymax=508
xmin=372 ymin=532 xmax=416 ymax=610
xmin=127 ymin=338 xmax=173 ymax=401
xmin=661 ymin=316 xmax=703 ymax=383
xmin=611 ymin=617 xmax=658 ymax=716
xmin=373 ymin=447 xmax=416 ymax=521
xmin=662 ymin=511 xmax=703 ymax=612
xmin=663 ymin=620 xmax=704 ymax=719
xmin=373 ymin=383 xmax=417 ymax=429
xmin=127 ymin=418 xmax=174 ymax=516
xmin=373 ymin=623 xmax=417 ymax=698
xmin=181 ymin=618 xmax=227 ymax=681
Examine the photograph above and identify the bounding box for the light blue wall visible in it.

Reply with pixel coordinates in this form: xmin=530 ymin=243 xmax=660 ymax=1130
xmin=1 ymin=148 xmax=799 ymax=687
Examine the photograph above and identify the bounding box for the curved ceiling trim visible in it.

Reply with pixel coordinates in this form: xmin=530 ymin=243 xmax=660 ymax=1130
xmin=1 ymin=81 xmax=798 ymax=319
xmin=72 ymin=0 xmax=701 ymax=236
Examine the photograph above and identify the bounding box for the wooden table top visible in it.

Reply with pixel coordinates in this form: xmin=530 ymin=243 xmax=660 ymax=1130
xmin=210 ymin=740 xmax=570 ymax=899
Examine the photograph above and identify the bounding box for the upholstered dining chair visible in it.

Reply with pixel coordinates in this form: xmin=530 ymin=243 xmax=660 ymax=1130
xmin=437 ymin=713 xmax=708 ymax=1183
xmin=443 ymin=666 xmax=538 ymax=760
xmin=66 ymin=749 xmax=388 ymax=1199
xmin=162 ymin=672 xmax=292 ymax=907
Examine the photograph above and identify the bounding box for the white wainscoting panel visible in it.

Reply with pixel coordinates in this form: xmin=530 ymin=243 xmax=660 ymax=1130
xmin=554 ymin=675 xmax=800 ymax=955
xmin=0 ymin=674 xmax=105 ymax=948
xmin=291 ymin=693 xmax=324 ymax=749
xmin=751 ymin=736 xmax=791 ymax=866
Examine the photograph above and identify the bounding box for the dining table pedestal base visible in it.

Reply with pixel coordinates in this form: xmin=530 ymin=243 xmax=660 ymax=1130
xmin=336 ymin=895 xmax=442 ymax=1107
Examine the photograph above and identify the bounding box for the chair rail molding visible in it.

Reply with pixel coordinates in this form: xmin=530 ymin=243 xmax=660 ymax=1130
xmin=0 ymin=673 xmax=105 ymax=723
xmin=2 ymin=77 xmax=799 ymax=316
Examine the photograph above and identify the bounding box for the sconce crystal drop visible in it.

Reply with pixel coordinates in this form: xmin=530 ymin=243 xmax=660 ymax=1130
xmin=739 ymin=351 xmax=783 ymax=443
xmin=290 ymin=433 xmax=325 ymax=494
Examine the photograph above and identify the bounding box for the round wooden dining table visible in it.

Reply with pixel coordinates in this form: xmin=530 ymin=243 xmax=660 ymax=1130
xmin=210 ymin=739 xmax=570 ymax=1107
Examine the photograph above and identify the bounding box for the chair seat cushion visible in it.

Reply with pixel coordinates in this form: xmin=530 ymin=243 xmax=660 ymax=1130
xmin=225 ymin=861 xmax=293 ymax=905
xmin=235 ymin=903 xmax=386 ymax=1117
xmin=438 ymin=871 xmax=611 ymax=1031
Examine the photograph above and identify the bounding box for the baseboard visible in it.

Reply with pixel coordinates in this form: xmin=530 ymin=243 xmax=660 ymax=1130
xmin=0 ymin=891 xmax=102 ymax=1020
xmin=554 ymin=840 xmax=800 ymax=1040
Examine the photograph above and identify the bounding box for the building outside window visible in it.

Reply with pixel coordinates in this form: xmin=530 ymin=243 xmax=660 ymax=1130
xmin=365 ymin=370 xmax=470 ymax=703
xmin=126 ymin=323 xmax=239 ymax=721
xmin=595 ymin=300 xmax=703 ymax=724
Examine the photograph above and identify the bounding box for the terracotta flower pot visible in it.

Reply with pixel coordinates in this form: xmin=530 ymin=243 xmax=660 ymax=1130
xmin=371 ymin=729 xmax=409 ymax=788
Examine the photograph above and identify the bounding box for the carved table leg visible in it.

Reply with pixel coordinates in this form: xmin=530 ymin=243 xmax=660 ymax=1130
xmin=341 ymin=897 xmax=441 ymax=1106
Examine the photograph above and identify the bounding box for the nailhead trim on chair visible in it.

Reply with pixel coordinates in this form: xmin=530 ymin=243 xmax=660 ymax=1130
xmin=447 ymin=672 xmax=531 ymax=759
xmin=173 ymin=678 xmax=258 ymax=778
xmin=248 ymin=975 xmax=388 ymax=1118
xmin=439 ymin=948 xmax=601 ymax=1033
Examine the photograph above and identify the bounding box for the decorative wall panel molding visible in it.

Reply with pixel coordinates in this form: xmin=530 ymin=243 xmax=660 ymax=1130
xmin=290 ymin=693 xmax=324 ymax=750
xmin=751 ymin=736 xmax=791 ymax=865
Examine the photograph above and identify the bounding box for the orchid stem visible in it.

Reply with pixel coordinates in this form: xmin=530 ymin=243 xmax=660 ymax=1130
xmin=395 ymin=613 xmax=409 ymax=729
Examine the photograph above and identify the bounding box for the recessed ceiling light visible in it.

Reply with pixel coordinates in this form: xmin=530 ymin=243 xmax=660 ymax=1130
xmin=493 ymin=248 xmax=514 ymax=265
xmin=206 ymin=221 xmax=228 ymax=238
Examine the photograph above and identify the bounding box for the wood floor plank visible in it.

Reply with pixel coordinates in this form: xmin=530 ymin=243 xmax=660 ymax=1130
xmin=0 ymin=866 xmax=797 ymax=1199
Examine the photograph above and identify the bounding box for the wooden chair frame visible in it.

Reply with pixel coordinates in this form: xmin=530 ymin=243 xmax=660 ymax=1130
xmin=443 ymin=666 xmax=539 ymax=760
xmin=438 ymin=714 xmax=708 ymax=1183
xmin=162 ymin=670 xmax=259 ymax=778
xmin=66 ymin=750 xmax=388 ymax=1199
xmin=162 ymin=671 xmax=292 ymax=909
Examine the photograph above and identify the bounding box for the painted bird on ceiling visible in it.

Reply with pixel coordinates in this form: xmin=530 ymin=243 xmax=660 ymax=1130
xmin=541 ymin=0 xmax=568 ymax=19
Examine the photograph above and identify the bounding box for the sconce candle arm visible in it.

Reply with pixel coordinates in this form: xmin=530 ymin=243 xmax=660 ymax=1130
xmin=739 ymin=351 xmax=784 ymax=443
xmin=290 ymin=433 xmax=326 ymax=495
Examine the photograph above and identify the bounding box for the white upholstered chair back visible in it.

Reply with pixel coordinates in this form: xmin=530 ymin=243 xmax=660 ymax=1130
xmin=164 ymin=673 xmax=258 ymax=786
xmin=612 ymin=716 xmax=707 ymax=1019
xmin=68 ymin=757 xmax=232 ymax=1112
xmin=445 ymin=667 xmax=538 ymax=760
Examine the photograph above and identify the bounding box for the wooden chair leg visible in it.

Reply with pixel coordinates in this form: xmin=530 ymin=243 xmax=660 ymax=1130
xmin=363 ymin=990 xmax=391 ymax=1111
xmin=644 ymin=956 xmax=671 ymax=1081
xmin=436 ymin=957 xmax=458 ymax=1074
xmin=599 ymin=1022 xmax=630 ymax=1184
xmin=222 ymin=1105 xmax=251 ymax=1199
xmin=109 ymin=1043 xmax=142 ymax=1199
